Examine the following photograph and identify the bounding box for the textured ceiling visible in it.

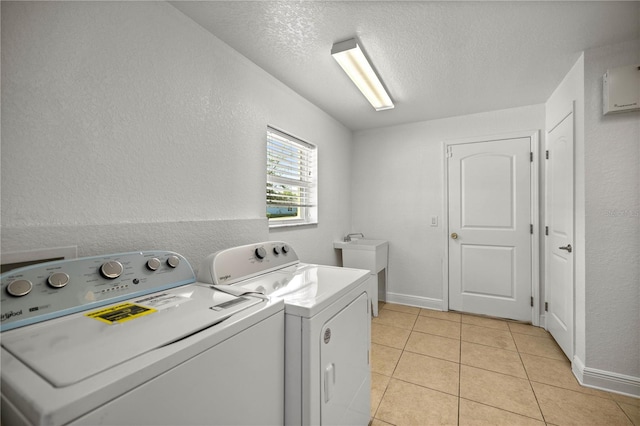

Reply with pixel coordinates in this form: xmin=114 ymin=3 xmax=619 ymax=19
xmin=171 ymin=1 xmax=640 ymax=131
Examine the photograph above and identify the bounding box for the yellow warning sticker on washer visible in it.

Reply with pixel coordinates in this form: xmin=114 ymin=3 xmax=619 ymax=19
xmin=86 ymin=303 xmax=156 ymax=324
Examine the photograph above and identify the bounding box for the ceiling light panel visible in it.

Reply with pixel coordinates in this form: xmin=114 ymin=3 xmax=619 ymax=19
xmin=331 ymin=38 xmax=394 ymax=111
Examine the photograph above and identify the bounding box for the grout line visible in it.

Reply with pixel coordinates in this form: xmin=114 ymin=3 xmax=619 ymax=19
xmin=513 ymin=328 xmax=547 ymax=424
xmin=458 ymin=318 xmax=462 ymax=425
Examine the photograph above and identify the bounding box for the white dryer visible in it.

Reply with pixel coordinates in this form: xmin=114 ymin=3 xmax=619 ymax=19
xmin=1 ymin=251 xmax=285 ymax=426
xmin=198 ymin=241 xmax=372 ymax=426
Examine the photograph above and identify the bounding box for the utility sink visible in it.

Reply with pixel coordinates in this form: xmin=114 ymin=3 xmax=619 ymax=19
xmin=334 ymin=239 xmax=388 ymax=317
xmin=333 ymin=239 xmax=388 ymax=251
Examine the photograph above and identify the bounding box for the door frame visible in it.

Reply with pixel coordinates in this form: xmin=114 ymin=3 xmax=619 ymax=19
xmin=441 ymin=130 xmax=540 ymax=326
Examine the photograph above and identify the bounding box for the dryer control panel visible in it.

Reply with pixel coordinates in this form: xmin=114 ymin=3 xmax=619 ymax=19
xmin=199 ymin=241 xmax=299 ymax=285
xmin=0 ymin=251 xmax=195 ymax=332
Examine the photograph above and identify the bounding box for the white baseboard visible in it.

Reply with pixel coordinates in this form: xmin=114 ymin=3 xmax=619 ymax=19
xmin=385 ymin=292 xmax=444 ymax=311
xmin=573 ymin=355 xmax=640 ymax=398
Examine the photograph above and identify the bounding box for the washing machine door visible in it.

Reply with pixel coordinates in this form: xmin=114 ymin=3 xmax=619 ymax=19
xmin=320 ymin=292 xmax=370 ymax=425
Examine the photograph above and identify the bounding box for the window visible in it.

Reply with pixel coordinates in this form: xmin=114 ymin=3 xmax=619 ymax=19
xmin=267 ymin=127 xmax=317 ymax=227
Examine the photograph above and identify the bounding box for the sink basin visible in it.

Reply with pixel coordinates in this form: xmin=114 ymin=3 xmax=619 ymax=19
xmin=333 ymin=239 xmax=388 ymax=251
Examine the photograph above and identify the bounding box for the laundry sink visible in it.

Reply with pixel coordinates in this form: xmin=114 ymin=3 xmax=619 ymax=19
xmin=334 ymin=239 xmax=388 ymax=317
xmin=333 ymin=239 xmax=388 ymax=251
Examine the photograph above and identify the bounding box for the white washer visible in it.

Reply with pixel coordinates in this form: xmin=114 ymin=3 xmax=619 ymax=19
xmin=198 ymin=241 xmax=372 ymax=426
xmin=1 ymin=251 xmax=285 ymax=426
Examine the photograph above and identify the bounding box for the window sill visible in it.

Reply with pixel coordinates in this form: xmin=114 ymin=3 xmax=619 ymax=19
xmin=269 ymin=221 xmax=318 ymax=229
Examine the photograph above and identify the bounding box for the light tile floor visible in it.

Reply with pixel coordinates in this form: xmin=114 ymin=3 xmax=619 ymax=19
xmin=370 ymin=302 xmax=639 ymax=426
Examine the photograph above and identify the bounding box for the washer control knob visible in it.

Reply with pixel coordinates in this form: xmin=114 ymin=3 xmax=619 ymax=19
xmin=100 ymin=261 xmax=124 ymax=279
xmin=48 ymin=272 xmax=70 ymax=288
xmin=255 ymin=247 xmax=267 ymax=260
xmin=281 ymin=245 xmax=289 ymax=254
xmin=146 ymin=258 xmax=162 ymax=271
xmin=7 ymin=279 xmax=33 ymax=297
xmin=167 ymin=255 xmax=180 ymax=268
xmin=273 ymin=246 xmax=281 ymax=255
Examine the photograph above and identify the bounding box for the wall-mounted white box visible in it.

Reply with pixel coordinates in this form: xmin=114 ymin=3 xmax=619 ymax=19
xmin=603 ymin=64 xmax=640 ymax=115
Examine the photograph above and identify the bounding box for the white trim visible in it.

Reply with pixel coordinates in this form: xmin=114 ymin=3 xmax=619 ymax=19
xmin=386 ymin=292 xmax=443 ymax=311
xmin=530 ymin=131 xmax=540 ymax=327
xmin=442 ymin=130 xmax=541 ymax=323
xmin=573 ymin=355 xmax=640 ymax=398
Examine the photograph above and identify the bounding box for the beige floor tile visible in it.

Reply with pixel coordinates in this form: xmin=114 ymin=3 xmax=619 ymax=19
xmin=460 ymin=341 xmax=527 ymax=378
xmin=393 ymin=351 xmax=459 ymax=396
xmin=461 ymin=323 xmax=516 ymax=351
xmin=370 ymin=372 xmax=391 ymax=418
xmin=370 ymin=419 xmax=394 ymax=426
xmin=371 ymin=343 xmax=402 ymax=376
xmin=508 ymin=321 xmax=551 ymax=338
xmin=420 ymin=309 xmax=462 ymax=323
xmin=459 ymin=398 xmax=545 ymax=426
xmin=376 ymin=379 xmax=458 ymax=426
xmin=461 ymin=314 xmax=509 ymax=331
xmin=520 ymin=353 xmax=612 ymax=398
xmin=512 ymin=332 xmax=567 ymax=360
xmin=382 ymin=302 xmax=421 ymax=315
xmin=413 ymin=315 xmax=461 ymax=339
xmin=460 ymin=365 xmax=543 ymax=420
xmin=532 ymin=381 xmax=632 ymax=425
xmin=371 ymin=322 xmax=411 ymax=349
xmin=619 ymin=401 xmax=640 ymax=425
xmin=372 ymin=308 xmax=417 ymax=330
xmin=611 ymin=393 xmax=640 ymax=407
xmin=405 ymin=331 xmax=461 ymax=362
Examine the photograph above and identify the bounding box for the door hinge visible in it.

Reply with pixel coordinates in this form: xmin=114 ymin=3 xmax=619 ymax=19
xmin=446 ymin=146 xmax=453 ymax=158
xmin=530 ymin=152 xmax=533 ymax=162
xmin=546 ymin=150 xmax=549 ymax=159
xmin=530 ymin=296 xmax=534 ymax=307
xmin=545 ymin=226 xmax=549 ymax=236
xmin=530 ymin=224 xmax=533 ymax=234
xmin=545 ymin=302 xmax=548 ymax=312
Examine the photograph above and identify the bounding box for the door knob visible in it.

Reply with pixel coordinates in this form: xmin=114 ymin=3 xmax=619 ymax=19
xmin=559 ymin=244 xmax=572 ymax=253
xmin=451 ymin=233 xmax=458 ymax=240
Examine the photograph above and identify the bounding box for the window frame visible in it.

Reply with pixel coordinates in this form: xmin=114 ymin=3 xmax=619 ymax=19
xmin=266 ymin=126 xmax=318 ymax=228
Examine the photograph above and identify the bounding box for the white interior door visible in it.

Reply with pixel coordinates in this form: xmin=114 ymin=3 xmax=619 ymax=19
xmin=448 ymin=137 xmax=532 ymax=321
xmin=545 ymin=108 xmax=574 ymax=360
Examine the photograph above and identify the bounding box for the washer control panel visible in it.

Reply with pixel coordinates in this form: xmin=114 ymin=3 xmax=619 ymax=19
xmin=0 ymin=251 xmax=195 ymax=332
xmin=198 ymin=241 xmax=299 ymax=285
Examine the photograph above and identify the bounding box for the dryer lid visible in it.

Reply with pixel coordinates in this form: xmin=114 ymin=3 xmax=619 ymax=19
xmin=1 ymin=284 xmax=260 ymax=387
xmin=234 ymin=264 xmax=370 ymax=318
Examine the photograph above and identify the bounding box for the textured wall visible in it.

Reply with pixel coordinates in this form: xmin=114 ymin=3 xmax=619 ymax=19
xmin=1 ymin=2 xmax=353 ymax=266
xmin=352 ymin=105 xmax=545 ymax=307
xmin=583 ymin=39 xmax=639 ymax=379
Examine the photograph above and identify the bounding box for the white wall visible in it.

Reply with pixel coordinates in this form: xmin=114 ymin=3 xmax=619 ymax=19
xmin=351 ymin=105 xmax=545 ymax=309
xmin=1 ymin=2 xmax=352 ymax=268
xmin=583 ymin=39 xmax=639 ymax=386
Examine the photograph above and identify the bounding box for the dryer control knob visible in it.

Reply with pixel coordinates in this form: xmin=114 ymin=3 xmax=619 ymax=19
xmin=100 ymin=261 xmax=124 ymax=279
xmin=255 ymin=247 xmax=267 ymax=260
xmin=146 ymin=258 xmax=161 ymax=271
xmin=281 ymin=245 xmax=289 ymax=254
xmin=7 ymin=279 xmax=33 ymax=297
xmin=48 ymin=272 xmax=70 ymax=288
xmin=167 ymin=255 xmax=180 ymax=268
xmin=273 ymin=246 xmax=281 ymax=255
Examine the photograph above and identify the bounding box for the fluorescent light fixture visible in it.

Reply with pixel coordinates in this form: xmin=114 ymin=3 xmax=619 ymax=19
xmin=331 ymin=38 xmax=394 ymax=111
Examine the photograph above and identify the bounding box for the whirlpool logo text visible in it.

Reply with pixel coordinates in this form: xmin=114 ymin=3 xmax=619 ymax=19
xmin=1 ymin=309 xmax=23 ymax=322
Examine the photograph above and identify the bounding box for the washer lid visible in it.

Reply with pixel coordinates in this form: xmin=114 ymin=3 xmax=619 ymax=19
xmin=235 ymin=264 xmax=370 ymax=318
xmin=1 ymin=284 xmax=260 ymax=387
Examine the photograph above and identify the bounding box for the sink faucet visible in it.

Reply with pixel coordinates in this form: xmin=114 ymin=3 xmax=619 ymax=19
xmin=344 ymin=233 xmax=364 ymax=242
